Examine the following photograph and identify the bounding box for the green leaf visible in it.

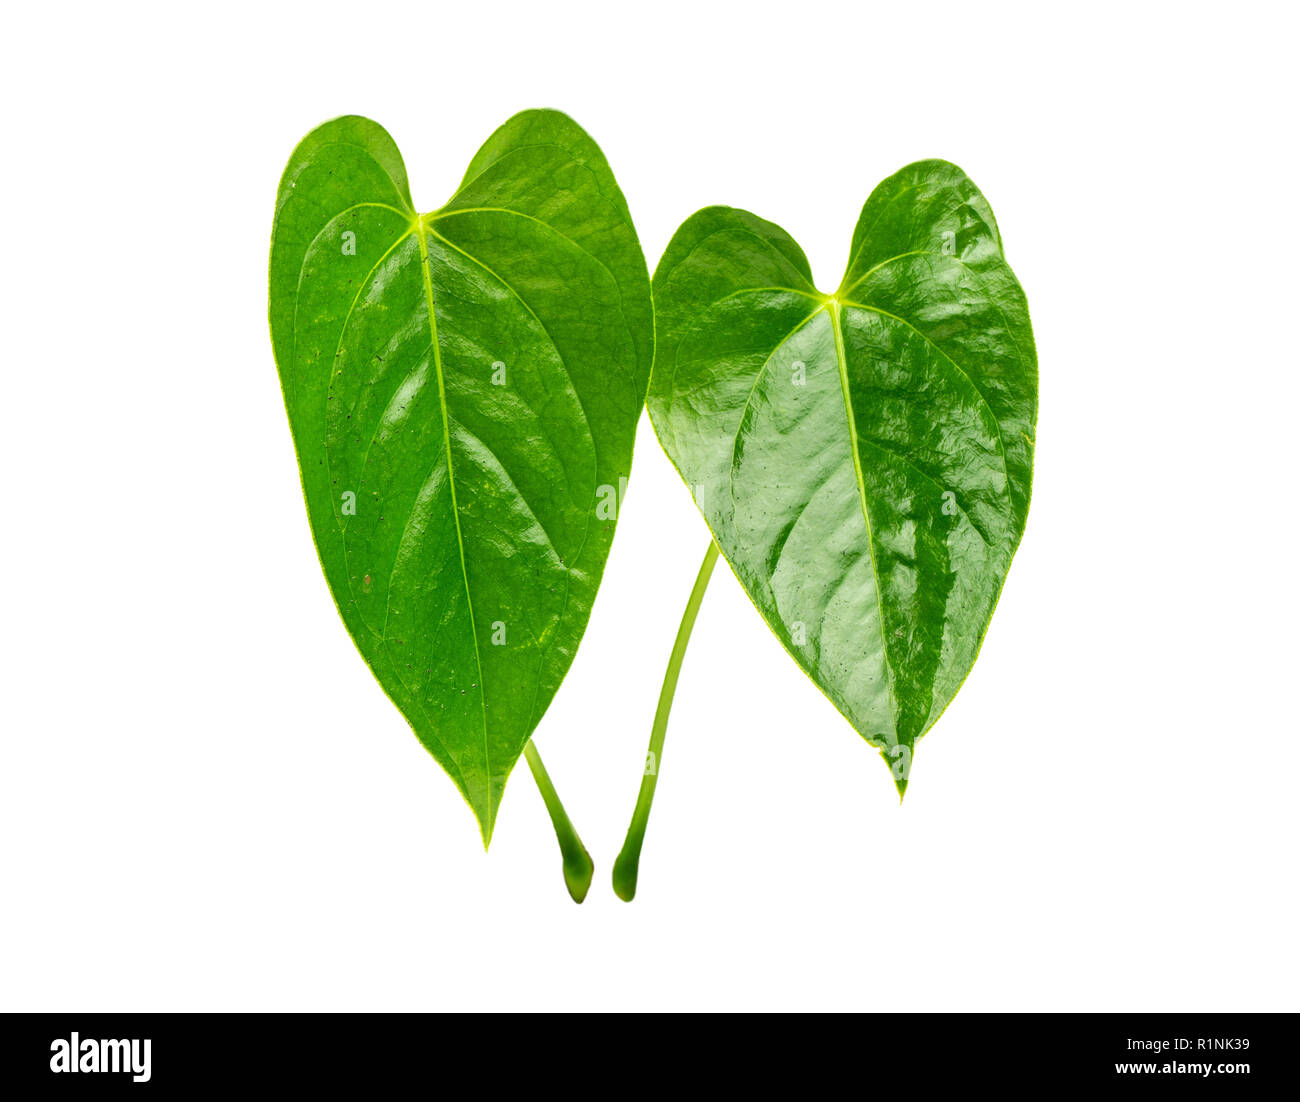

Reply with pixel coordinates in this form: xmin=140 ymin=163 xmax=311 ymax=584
xmin=648 ymin=160 xmax=1036 ymax=793
xmin=269 ymin=111 xmax=652 ymax=841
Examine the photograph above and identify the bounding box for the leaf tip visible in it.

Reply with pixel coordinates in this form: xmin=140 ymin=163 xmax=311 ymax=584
xmin=890 ymin=760 xmax=910 ymax=803
xmin=475 ymin=803 xmax=498 ymax=853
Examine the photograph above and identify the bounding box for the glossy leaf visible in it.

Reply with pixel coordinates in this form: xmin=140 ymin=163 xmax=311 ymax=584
xmin=648 ymin=161 xmax=1036 ymax=792
xmin=269 ymin=111 xmax=652 ymax=840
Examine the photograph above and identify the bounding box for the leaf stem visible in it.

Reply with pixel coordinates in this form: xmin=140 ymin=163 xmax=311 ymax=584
xmin=524 ymin=741 xmax=594 ymax=904
xmin=613 ymin=540 xmax=720 ymax=901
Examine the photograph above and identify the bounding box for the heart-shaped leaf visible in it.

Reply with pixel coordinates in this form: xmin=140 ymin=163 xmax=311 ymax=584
xmin=269 ymin=111 xmax=652 ymax=840
xmin=648 ymin=161 xmax=1036 ymax=792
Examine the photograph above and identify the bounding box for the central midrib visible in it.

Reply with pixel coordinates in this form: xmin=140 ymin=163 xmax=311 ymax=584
xmin=827 ymin=300 xmax=900 ymax=746
xmin=414 ymin=221 xmax=494 ymax=831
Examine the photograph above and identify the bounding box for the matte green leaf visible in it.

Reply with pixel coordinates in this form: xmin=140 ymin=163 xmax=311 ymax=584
xmin=269 ymin=111 xmax=652 ymax=840
xmin=648 ymin=161 xmax=1036 ymax=792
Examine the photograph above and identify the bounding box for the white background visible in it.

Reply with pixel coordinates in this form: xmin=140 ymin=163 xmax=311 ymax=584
xmin=2 ymin=0 xmax=1296 ymax=1012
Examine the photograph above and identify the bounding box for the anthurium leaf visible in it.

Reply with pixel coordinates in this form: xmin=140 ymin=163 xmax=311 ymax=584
xmin=269 ymin=111 xmax=652 ymax=841
xmin=648 ymin=161 xmax=1036 ymax=793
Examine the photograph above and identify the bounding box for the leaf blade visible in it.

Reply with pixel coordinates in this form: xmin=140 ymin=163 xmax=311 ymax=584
xmin=270 ymin=112 xmax=651 ymax=839
xmin=648 ymin=162 xmax=1036 ymax=788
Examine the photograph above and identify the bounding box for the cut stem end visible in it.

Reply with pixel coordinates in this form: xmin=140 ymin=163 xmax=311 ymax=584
xmin=524 ymin=740 xmax=594 ymax=905
xmin=612 ymin=540 xmax=720 ymax=902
